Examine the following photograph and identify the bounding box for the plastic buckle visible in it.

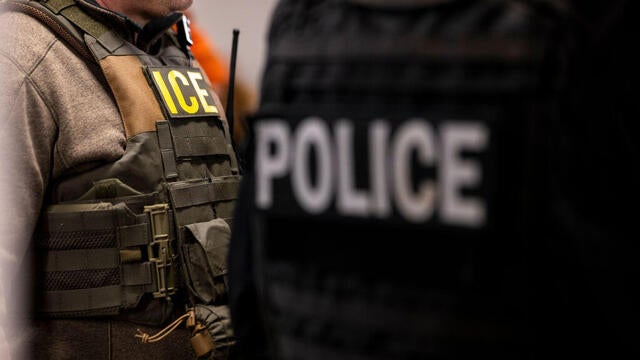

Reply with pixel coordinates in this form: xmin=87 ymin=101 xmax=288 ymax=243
xmin=144 ymin=204 xmax=176 ymax=299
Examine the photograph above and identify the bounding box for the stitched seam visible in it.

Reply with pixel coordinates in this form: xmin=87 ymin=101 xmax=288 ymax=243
xmin=23 ymin=40 xmax=78 ymax=170
xmin=0 ymin=64 xmax=53 ymax=192
xmin=27 ymin=38 xmax=58 ymax=76
xmin=0 ymin=57 xmax=29 ymax=128
xmin=0 ymin=49 xmax=29 ymax=75
xmin=0 ymin=51 xmax=57 ymax=131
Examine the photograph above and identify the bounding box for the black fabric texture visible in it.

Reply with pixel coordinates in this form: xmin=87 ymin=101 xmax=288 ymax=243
xmin=230 ymin=0 xmax=639 ymax=359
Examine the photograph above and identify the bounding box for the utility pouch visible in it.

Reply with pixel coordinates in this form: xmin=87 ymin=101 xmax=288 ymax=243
xmin=176 ymin=219 xmax=235 ymax=359
xmin=180 ymin=218 xmax=231 ymax=305
xmin=194 ymin=304 xmax=236 ymax=360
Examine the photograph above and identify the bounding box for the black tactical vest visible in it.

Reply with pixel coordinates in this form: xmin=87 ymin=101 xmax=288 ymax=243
xmin=230 ymin=0 xmax=640 ymax=359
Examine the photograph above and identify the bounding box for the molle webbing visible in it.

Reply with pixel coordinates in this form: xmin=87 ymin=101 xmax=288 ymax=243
xmin=40 ymin=203 xmax=175 ymax=316
xmin=168 ymin=178 xmax=240 ymax=209
xmin=40 ymin=172 xmax=240 ymax=316
xmin=164 ymin=119 xmax=230 ymax=159
xmin=156 ymin=118 xmax=240 ymax=180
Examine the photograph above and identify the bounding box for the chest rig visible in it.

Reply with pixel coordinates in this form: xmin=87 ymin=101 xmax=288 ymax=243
xmin=11 ymin=0 xmax=240 ymax=322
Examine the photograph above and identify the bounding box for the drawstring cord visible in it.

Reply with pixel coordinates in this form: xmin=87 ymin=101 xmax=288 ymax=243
xmin=134 ymin=307 xmax=215 ymax=357
xmin=135 ymin=310 xmax=194 ymax=344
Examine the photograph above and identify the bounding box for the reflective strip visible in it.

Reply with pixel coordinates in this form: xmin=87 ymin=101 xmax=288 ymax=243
xmin=45 ymin=248 xmax=120 ymax=272
xmin=169 ymin=177 xmax=240 ymax=209
xmin=43 ymin=285 xmax=121 ymax=313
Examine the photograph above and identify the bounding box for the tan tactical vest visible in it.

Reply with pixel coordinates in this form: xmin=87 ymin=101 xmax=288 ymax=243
xmin=4 ymin=0 xmax=240 ymax=324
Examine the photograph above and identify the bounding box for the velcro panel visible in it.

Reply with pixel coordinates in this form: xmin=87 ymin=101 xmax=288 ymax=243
xmin=99 ymin=56 xmax=165 ymax=138
xmin=168 ymin=118 xmax=229 ymax=158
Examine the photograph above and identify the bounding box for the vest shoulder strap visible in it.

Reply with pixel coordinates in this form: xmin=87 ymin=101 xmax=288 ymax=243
xmin=42 ymin=0 xmax=110 ymax=40
xmin=0 ymin=0 xmax=96 ymax=63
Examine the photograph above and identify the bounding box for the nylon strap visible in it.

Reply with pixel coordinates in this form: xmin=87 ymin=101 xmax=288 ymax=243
xmin=45 ymin=248 xmax=119 ymax=272
xmin=122 ymin=263 xmax=154 ymax=286
xmin=118 ymin=223 xmax=150 ymax=248
xmin=43 ymin=285 xmax=121 ymax=313
xmin=45 ymin=208 xmax=155 ymax=248
xmin=41 ymin=0 xmax=76 ymax=13
xmin=43 ymin=0 xmax=110 ymax=40
xmin=47 ymin=209 xmax=120 ymax=232
xmin=157 ymin=121 xmax=179 ymax=180
xmin=168 ymin=178 xmax=240 ymax=209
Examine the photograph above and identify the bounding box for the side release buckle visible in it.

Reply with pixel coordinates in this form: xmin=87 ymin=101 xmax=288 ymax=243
xmin=144 ymin=204 xmax=177 ymax=299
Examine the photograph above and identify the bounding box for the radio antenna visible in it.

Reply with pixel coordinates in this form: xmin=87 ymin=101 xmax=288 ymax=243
xmin=226 ymin=29 xmax=240 ymax=140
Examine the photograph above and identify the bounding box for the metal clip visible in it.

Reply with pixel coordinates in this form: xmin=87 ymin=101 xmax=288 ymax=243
xmin=144 ymin=204 xmax=176 ymax=299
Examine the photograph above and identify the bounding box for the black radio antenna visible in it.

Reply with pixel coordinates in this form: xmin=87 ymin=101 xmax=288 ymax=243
xmin=226 ymin=29 xmax=240 ymax=140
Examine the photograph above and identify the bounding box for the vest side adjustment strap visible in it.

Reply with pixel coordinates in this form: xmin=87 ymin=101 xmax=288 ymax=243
xmin=41 ymin=202 xmax=178 ymax=317
xmin=45 ymin=248 xmax=119 ymax=272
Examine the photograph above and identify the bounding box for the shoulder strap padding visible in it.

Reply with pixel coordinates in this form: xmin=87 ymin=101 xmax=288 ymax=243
xmin=43 ymin=0 xmax=125 ymax=52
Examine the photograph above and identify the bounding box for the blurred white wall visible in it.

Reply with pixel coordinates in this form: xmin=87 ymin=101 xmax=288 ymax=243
xmin=190 ymin=0 xmax=280 ymax=98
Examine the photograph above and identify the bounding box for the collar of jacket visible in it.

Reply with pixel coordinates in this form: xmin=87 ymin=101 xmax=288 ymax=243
xmin=76 ymin=0 xmax=184 ymax=53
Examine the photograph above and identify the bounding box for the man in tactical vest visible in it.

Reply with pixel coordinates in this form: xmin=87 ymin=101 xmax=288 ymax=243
xmin=0 ymin=0 xmax=240 ymax=359
xmin=230 ymin=0 xmax=638 ymax=359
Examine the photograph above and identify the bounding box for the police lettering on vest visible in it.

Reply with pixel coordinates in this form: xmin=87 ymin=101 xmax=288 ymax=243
xmin=146 ymin=66 xmax=219 ymax=118
xmin=255 ymin=117 xmax=490 ymax=228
